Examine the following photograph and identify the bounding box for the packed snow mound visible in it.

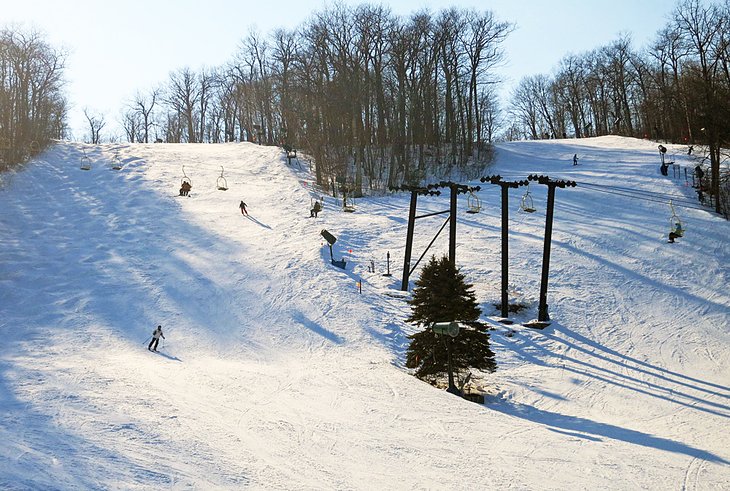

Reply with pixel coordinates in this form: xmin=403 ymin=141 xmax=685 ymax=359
xmin=0 ymin=137 xmax=728 ymax=490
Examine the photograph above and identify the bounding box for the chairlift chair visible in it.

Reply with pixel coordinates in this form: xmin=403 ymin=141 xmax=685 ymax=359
xmin=80 ymin=152 xmax=91 ymax=171
xmin=111 ymin=153 xmax=123 ymax=170
xmin=311 ymin=196 xmax=324 ymax=209
xmin=520 ymin=185 xmax=536 ymax=213
xmin=466 ymin=191 xmax=481 ymax=214
xmin=343 ymin=196 xmax=355 ymax=213
xmin=29 ymin=141 xmax=40 ymax=154
xmin=669 ymin=200 xmax=684 ymax=237
xmin=217 ymin=166 xmax=228 ymax=190
xmin=181 ymin=165 xmax=192 ymax=187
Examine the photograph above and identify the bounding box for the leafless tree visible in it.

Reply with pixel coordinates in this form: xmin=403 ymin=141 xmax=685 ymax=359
xmin=128 ymin=88 xmax=159 ymax=143
xmin=83 ymin=108 xmax=106 ymax=144
xmin=121 ymin=108 xmax=142 ymax=143
xmin=165 ymin=67 xmax=199 ymax=142
xmin=0 ymin=27 xmax=67 ymax=166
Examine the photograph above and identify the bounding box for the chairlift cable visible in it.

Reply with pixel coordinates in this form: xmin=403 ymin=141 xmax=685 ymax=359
xmin=575 ymin=184 xmax=706 ymax=211
xmin=576 ymin=180 xmax=697 ymax=204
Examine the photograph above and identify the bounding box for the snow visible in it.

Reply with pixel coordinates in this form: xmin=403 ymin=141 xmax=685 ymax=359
xmin=0 ymin=136 xmax=728 ymax=490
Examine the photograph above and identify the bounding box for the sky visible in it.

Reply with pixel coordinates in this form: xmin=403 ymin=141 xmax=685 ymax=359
xmin=4 ymin=0 xmax=678 ymax=140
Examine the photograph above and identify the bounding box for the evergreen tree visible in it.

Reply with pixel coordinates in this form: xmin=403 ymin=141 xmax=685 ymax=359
xmin=405 ymin=256 xmax=497 ymax=382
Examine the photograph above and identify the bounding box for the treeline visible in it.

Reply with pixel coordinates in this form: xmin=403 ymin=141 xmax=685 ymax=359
xmin=122 ymin=4 xmax=512 ymax=194
xmin=0 ymin=27 xmax=67 ymax=169
xmin=508 ymin=0 xmax=730 ymax=214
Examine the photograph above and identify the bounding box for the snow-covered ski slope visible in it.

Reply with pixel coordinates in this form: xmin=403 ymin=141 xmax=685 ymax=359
xmin=0 ymin=136 xmax=728 ymax=490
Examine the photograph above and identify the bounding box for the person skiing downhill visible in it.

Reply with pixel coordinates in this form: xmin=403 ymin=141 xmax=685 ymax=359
xmin=239 ymin=200 xmax=248 ymax=216
xmin=148 ymin=325 xmax=165 ymax=351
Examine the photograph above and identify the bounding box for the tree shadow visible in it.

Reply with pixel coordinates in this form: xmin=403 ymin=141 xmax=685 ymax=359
xmin=0 ymin=358 xmax=167 ymax=489
xmin=556 ymin=325 xmax=730 ymax=396
xmin=491 ymin=323 xmax=730 ymax=419
xmin=490 ymin=400 xmax=729 ymax=464
xmin=293 ymin=311 xmax=345 ymax=345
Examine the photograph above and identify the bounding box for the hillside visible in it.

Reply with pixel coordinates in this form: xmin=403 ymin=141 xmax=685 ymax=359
xmin=1 ymin=137 xmax=728 ymax=490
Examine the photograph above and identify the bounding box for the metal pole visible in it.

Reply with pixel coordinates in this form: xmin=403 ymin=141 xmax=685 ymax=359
xmin=538 ymin=184 xmax=556 ymax=322
xmin=449 ymin=184 xmax=457 ymax=266
xmin=401 ymin=191 xmax=418 ymax=291
xmin=446 ymin=336 xmax=457 ymax=394
xmin=501 ymin=184 xmax=509 ymax=318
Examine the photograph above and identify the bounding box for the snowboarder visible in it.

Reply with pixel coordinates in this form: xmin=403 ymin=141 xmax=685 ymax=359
xmin=239 ymin=200 xmax=248 ymax=216
xmin=572 ymin=154 xmax=578 ymax=166
xmin=148 ymin=325 xmax=165 ymax=351
xmin=310 ymin=200 xmax=322 ymax=218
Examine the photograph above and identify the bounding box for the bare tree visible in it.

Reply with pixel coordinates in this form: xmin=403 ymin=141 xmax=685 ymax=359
xmin=165 ymin=68 xmax=200 ymax=142
xmin=120 ymin=108 xmax=142 ymax=143
xmin=0 ymin=27 xmax=67 ymax=165
xmin=460 ymin=10 xmax=513 ymax=154
xmin=673 ymin=0 xmax=726 ymax=213
xmin=510 ymin=76 xmax=542 ymax=139
xmin=130 ymin=88 xmax=159 ymax=143
xmin=83 ymin=108 xmax=106 ymax=144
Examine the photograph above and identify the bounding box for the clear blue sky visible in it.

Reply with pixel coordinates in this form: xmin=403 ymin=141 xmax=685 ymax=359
xmin=5 ymin=0 xmax=678 ymax=140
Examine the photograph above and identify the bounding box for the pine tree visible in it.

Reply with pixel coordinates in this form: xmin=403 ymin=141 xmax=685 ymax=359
xmin=405 ymin=255 xmax=497 ymax=382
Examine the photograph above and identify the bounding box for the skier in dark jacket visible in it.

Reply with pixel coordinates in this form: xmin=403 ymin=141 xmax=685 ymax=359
xmin=239 ymin=200 xmax=248 ymax=216
xmin=148 ymin=325 xmax=165 ymax=351
xmin=310 ymin=200 xmax=322 ymax=218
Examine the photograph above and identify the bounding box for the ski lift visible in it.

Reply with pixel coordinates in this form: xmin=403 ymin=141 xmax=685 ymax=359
xmin=520 ymin=184 xmax=536 ymax=213
xmin=80 ymin=151 xmax=91 ymax=171
xmin=311 ymin=196 xmax=324 ymax=210
xmin=669 ymin=200 xmax=684 ymax=237
xmin=343 ymin=196 xmax=355 ymax=213
xmin=216 ymin=166 xmax=228 ymax=190
xmin=181 ymin=165 xmax=192 ymax=187
xmin=29 ymin=141 xmax=40 ymax=154
xmin=111 ymin=153 xmax=123 ymax=170
xmin=466 ymin=191 xmax=481 ymax=214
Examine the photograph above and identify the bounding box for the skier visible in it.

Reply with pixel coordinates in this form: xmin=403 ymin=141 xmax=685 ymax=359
xmin=239 ymin=200 xmax=248 ymax=216
xmin=310 ymin=200 xmax=322 ymax=218
xmin=695 ymin=165 xmax=705 ymax=201
xmin=148 ymin=325 xmax=165 ymax=352
xmin=573 ymin=154 xmax=578 ymax=166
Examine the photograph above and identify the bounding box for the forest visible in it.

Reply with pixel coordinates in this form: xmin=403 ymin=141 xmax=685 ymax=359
xmin=0 ymin=28 xmax=66 ymax=169
xmin=1 ymin=0 xmax=728 ymax=214
xmin=114 ymin=4 xmax=511 ymax=196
